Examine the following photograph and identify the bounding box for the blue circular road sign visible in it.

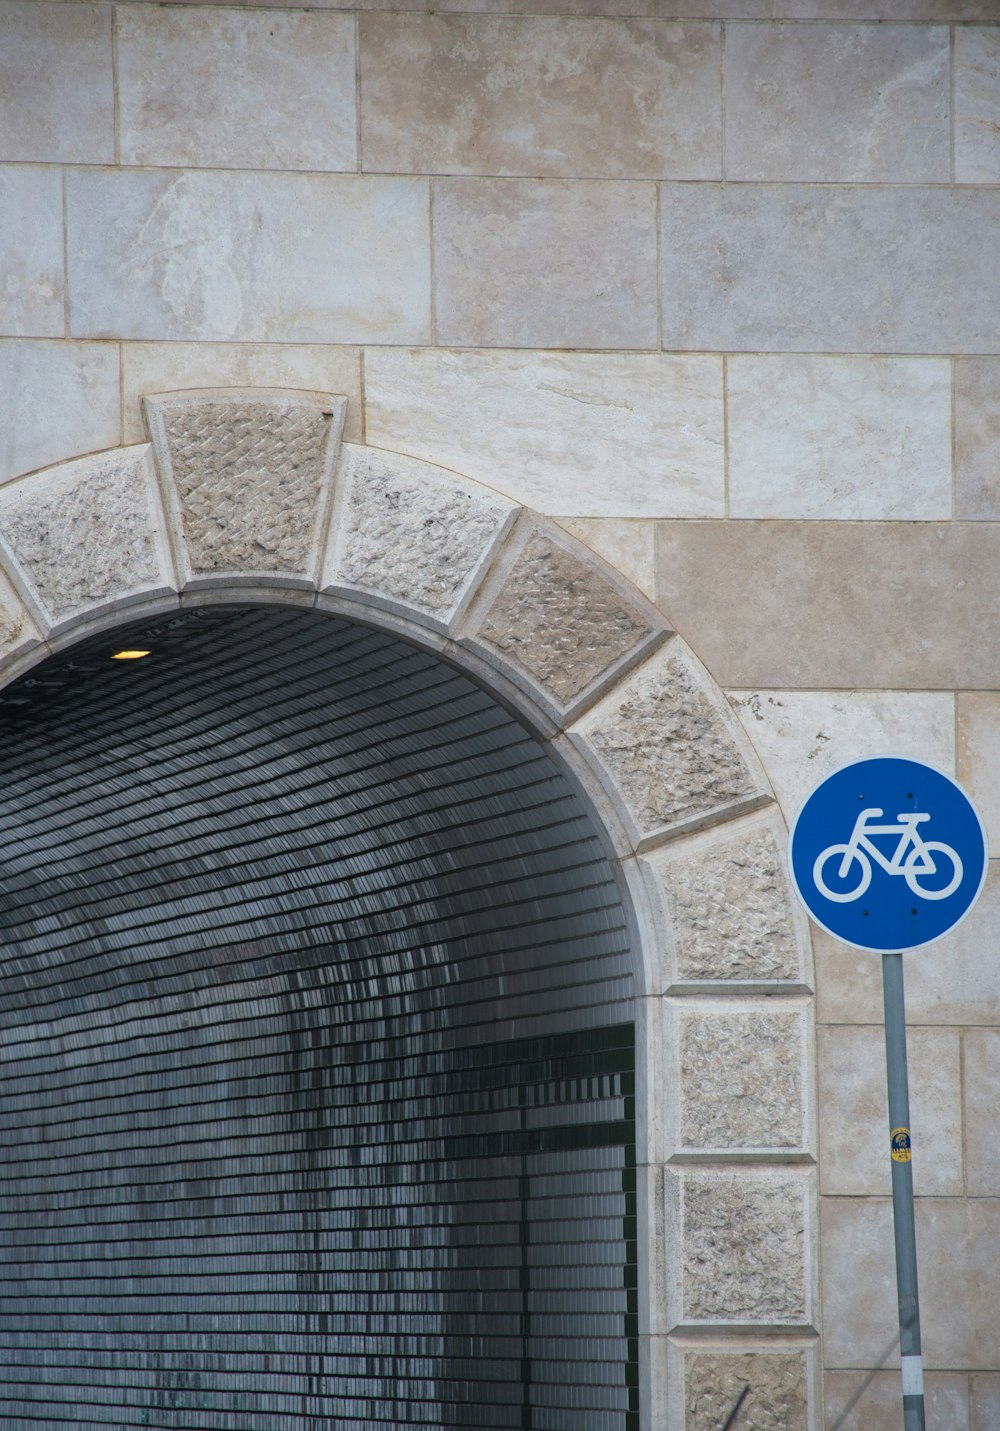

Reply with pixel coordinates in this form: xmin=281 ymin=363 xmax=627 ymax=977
xmin=788 ymin=756 xmax=988 ymax=952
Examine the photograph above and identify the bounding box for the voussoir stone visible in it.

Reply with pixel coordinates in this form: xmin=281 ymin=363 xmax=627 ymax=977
xmin=325 ymin=444 xmax=516 ymax=625
xmin=674 ymin=1170 xmax=809 ymax=1324
xmin=649 ymin=815 xmax=802 ymax=983
xmin=574 ymin=644 xmax=767 ymax=841
xmin=471 ymin=526 xmax=663 ymax=709
xmin=684 ymin=1351 xmax=809 ymax=1431
xmin=0 ymin=446 xmax=171 ymax=627
xmin=677 ymin=1006 xmax=804 ymax=1151
xmin=145 ymin=390 xmax=345 ymax=581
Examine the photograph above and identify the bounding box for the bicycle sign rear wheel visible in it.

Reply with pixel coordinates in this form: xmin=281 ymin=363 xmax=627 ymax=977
xmin=813 ymin=844 xmax=872 ymax=902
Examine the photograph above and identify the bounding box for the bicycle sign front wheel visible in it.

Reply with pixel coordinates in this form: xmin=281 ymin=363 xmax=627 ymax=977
xmin=813 ymin=844 xmax=872 ymax=903
xmin=903 ymin=841 xmax=962 ymax=901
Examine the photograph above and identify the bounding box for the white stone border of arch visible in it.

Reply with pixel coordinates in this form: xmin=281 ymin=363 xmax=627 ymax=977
xmin=0 ymin=387 xmax=822 ymax=1430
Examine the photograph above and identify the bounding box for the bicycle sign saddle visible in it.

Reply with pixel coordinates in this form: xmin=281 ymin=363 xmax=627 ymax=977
xmin=788 ymin=756 xmax=988 ymax=952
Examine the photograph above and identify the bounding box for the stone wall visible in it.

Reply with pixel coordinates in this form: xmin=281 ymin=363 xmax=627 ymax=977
xmin=3 ymin=2 xmax=1000 ymax=1427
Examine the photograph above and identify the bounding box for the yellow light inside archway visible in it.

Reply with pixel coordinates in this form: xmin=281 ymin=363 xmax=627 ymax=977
xmin=110 ymin=649 xmax=151 ymax=660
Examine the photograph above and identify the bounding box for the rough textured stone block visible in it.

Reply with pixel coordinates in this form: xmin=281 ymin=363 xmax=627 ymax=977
xmin=661 ymin=184 xmax=1000 ymax=354
xmin=726 ymin=689 xmax=954 ymax=822
xmin=574 ymin=644 xmax=767 ymax=843
xmin=146 ymin=390 xmax=344 ymax=581
xmin=956 ymin=28 xmax=1000 ymax=183
xmin=0 ymin=3 xmax=114 ymax=164
xmin=725 ymin=23 xmax=949 ymax=182
xmin=0 ymin=447 xmax=172 ymax=627
xmin=118 ymin=6 xmax=357 ymax=171
xmin=0 ymin=569 xmax=39 ymax=665
xmin=657 ymin=521 xmax=1000 ymax=691
xmin=325 ymin=445 xmax=516 ymax=625
xmin=0 ymin=168 xmax=63 ymax=338
xmin=470 ymin=525 xmax=662 ymax=709
xmin=361 ymin=15 xmax=720 ymax=179
xmin=66 ymin=169 xmax=430 ymax=345
xmin=955 ymin=358 xmax=1000 ymax=520
xmin=672 ymin=1169 xmax=810 ymax=1323
xmin=433 ymin=178 xmax=657 ymax=349
xmin=817 ymin=1026 xmax=962 ymax=1197
xmin=676 ymin=1005 xmax=805 ymax=1150
xmin=364 ymin=347 xmax=724 ymax=518
xmin=973 ymin=1374 xmax=1000 ymax=1431
xmin=0 ymin=342 xmax=120 ymax=484
xmin=726 ymin=355 xmax=951 ymax=520
xmin=683 ymin=1351 xmax=809 ymax=1431
xmin=647 ymin=814 xmax=803 ymax=983
xmin=123 ymin=344 xmax=362 ymax=445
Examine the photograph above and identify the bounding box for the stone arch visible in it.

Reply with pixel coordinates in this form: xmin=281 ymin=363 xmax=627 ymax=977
xmin=0 ymin=388 xmax=820 ymax=1428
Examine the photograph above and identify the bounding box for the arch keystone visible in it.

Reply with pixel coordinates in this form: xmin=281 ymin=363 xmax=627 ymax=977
xmin=144 ymin=388 xmax=346 ymax=588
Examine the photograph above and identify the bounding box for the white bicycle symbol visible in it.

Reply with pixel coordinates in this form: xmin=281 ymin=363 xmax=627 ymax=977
xmin=814 ymin=808 xmax=963 ymax=903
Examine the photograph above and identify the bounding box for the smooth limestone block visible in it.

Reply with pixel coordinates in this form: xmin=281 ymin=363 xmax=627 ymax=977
xmin=364 ymin=348 xmax=724 ymax=518
xmin=0 ymin=168 xmax=63 ymax=338
xmin=955 ymin=28 xmax=1000 ymax=183
xmin=682 ymin=1350 xmax=809 ymax=1431
xmin=725 ymin=23 xmax=949 ymax=183
xmin=674 ymin=1003 xmax=806 ymax=1151
xmin=325 ymin=444 xmax=516 ymax=626
xmin=66 ymin=170 xmax=431 ymax=345
xmin=973 ymin=1375 xmax=1000 ymax=1430
xmin=433 ymin=178 xmax=658 ymax=349
xmin=958 ymin=693 xmax=1000 ymax=847
xmin=571 ymin=643 xmax=768 ymax=845
xmin=661 ymin=184 xmax=1000 ymax=354
xmin=0 ymin=447 xmax=173 ymax=628
xmin=0 ymin=342 xmax=120 ymax=483
xmin=146 ymin=390 xmax=344 ymax=582
xmin=962 ymin=1030 xmax=1000 ymax=1195
xmin=726 ymin=355 xmax=951 ymax=520
xmin=725 ymin=689 xmax=955 ymax=823
xmin=824 ymin=1372 xmax=970 ymax=1431
xmin=645 ymin=811 xmax=804 ymax=984
xmin=122 ymin=344 xmax=362 ymax=445
xmin=0 ymin=2 xmax=114 ymax=164
xmin=823 ymin=1197 xmax=1000 ymax=1369
xmin=955 ymin=359 xmax=1000 ymax=520
xmin=669 ymin=1169 xmax=811 ymax=1324
xmin=360 ymin=15 xmax=720 ymax=179
xmin=467 ymin=524 xmax=663 ymax=711
xmin=817 ymin=1027 xmax=962 ymax=1197
xmin=117 ymin=6 xmax=357 ymax=171
xmin=656 ymin=521 xmax=1000 ymax=690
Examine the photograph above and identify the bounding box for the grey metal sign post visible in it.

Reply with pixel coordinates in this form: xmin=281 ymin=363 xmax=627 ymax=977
xmin=788 ymin=756 xmax=988 ymax=1431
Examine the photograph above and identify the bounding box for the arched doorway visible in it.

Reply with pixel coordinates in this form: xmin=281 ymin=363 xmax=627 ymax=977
xmin=0 ymin=603 xmax=638 ymax=1429
xmin=0 ymin=388 xmax=819 ymax=1428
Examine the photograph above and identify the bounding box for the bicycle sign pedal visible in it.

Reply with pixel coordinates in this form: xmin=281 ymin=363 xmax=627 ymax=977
xmin=788 ymin=756 xmax=988 ymax=952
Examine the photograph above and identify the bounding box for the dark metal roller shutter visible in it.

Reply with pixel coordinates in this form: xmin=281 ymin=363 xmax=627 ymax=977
xmin=0 ymin=606 xmax=637 ymax=1431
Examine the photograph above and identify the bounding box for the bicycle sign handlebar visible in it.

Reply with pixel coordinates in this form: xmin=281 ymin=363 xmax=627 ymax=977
xmin=788 ymin=757 xmax=987 ymax=953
